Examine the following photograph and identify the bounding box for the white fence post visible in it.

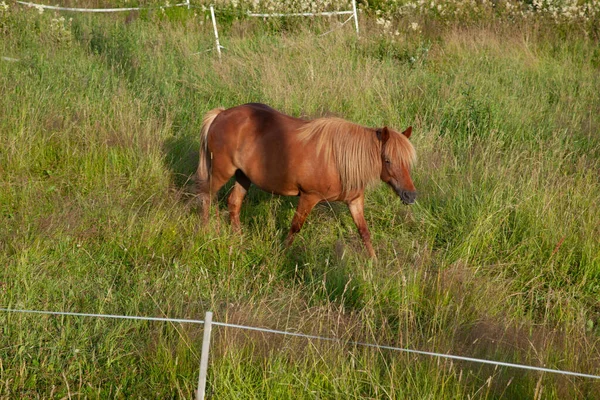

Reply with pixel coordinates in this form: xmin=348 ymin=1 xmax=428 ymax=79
xmin=186 ymin=0 xmax=190 ymax=10
xmin=352 ymin=0 xmax=359 ymax=36
xmin=210 ymin=5 xmax=222 ymax=60
xmin=197 ymin=311 xmax=213 ymax=400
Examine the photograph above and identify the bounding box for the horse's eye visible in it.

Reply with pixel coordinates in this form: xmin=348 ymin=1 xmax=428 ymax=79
xmin=385 ymin=159 xmax=391 ymax=164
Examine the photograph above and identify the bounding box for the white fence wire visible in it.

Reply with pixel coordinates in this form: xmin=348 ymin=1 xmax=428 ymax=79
xmin=246 ymin=0 xmax=359 ymax=36
xmin=1 ymin=307 xmax=599 ymax=399
xmin=17 ymin=0 xmax=191 ymax=12
xmin=248 ymin=11 xmax=353 ymax=17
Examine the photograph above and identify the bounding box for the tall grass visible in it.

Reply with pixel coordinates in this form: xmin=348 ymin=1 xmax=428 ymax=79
xmin=1 ymin=2 xmax=599 ymax=398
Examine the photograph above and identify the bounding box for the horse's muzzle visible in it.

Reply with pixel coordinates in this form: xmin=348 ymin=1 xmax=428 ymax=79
xmin=397 ymin=189 xmax=417 ymax=205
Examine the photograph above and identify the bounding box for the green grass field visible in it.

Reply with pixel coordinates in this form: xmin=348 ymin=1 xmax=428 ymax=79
xmin=1 ymin=2 xmax=600 ymax=398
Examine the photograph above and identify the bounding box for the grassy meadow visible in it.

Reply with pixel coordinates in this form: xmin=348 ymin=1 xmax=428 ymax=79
xmin=1 ymin=1 xmax=600 ymax=398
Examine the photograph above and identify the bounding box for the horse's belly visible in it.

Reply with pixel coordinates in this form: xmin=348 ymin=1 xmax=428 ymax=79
xmin=243 ymin=166 xmax=340 ymax=199
xmin=235 ymin=140 xmax=339 ymax=198
xmin=269 ymin=188 xmax=301 ymax=196
xmin=247 ymin=176 xmax=300 ymax=197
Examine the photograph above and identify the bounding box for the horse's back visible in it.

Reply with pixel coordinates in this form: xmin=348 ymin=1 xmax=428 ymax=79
xmin=239 ymin=102 xmax=280 ymax=114
xmin=210 ymin=103 xmax=305 ymax=143
xmin=224 ymin=103 xmax=304 ymax=128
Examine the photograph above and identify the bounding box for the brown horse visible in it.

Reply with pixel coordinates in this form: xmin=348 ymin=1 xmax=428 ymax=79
xmin=196 ymin=103 xmax=417 ymax=258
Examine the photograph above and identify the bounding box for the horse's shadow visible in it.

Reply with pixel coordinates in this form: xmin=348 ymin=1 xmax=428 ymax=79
xmin=282 ymin=238 xmax=365 ymax=310
xmin=163 ymin=135 xmax=200 ymax=196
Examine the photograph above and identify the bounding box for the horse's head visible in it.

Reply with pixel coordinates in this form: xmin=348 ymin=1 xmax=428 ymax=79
xmin=377 ymin=126 xmax=417 ymax=205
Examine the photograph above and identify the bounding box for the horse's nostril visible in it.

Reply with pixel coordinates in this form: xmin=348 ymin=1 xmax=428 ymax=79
xmin=401 ymin=191 xmax=417 ymax=204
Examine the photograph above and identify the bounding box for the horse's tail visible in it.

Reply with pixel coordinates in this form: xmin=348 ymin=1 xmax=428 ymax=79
xmin=197 ymin=107 xmax=224 ymax=193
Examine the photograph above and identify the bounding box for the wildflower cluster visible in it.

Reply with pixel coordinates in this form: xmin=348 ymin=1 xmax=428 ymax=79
xmin=365 ymin=0 xmax=600 ymax=38
xmin=49 ymin=14 xmax=73 ymax=44
xmin=213 ymin=0 xmax=352 ymax=13
xmin=0 ymin=1 xmax=10 ymax=33
xmin=527 ymin=0 xmax=600 ymax=22
xmin=368 ymin=0 xmax=600 ymax=25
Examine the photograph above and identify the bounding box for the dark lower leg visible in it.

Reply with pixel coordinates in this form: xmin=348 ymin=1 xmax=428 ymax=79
xmin=227 ymin=172 xmax=250 ymax=232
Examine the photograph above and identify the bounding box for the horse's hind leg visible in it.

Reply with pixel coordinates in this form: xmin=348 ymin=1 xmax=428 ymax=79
xmin=197 ymin=181 xmax=212 ymax=223
xmin=228 ymin=170 xmax=251 ymax=232
xmin=197 ymin=159 xmax=236 ymax=223
xmin=285 ymin=193 xmax=320 ymax=247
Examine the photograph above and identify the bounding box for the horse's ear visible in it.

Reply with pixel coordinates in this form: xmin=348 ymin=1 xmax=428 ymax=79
xmin=402 ymin=126 xmax=412 ymax=139
xmin=376 ymin=127 xmax=390 ymax=144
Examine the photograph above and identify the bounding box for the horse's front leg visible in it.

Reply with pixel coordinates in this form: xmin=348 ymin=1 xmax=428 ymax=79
xmin=285 ymin=193 xmax=320 ymax=247
xmin=347 ymin=194 xmax=376 ymax=259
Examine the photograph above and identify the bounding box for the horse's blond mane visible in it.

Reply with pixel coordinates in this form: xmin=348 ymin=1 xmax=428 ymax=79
xmin=297 ymin=117 xmax=416 ymax=193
